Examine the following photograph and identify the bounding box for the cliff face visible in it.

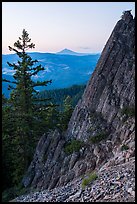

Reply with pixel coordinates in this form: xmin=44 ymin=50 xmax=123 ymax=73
xmin=22 ymin=11 xmax=135 ymax=192
xmin=66 ymin=11 xmax=135 ymax=141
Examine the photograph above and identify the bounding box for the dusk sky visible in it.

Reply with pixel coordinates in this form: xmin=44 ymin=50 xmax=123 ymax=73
xmin=2 ymin=2 xmax=135 ymax=54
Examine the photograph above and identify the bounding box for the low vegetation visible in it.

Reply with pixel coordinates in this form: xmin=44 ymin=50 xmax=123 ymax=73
xmin=2 ymin=184 xmax=28 ymax=202
xmin=82 ymin=172 xmax=98 ymax=189
xmin=121 ymin=144 xmax=129 ymax=151
xmin=89 ymin=132 xmax=108 ymax=144
xmin=37 ymin=84 xmax=86 ymax=110
xmin=121 ymin=106 xmax=135 ymax=118
xmin=64 ymin=139 xmax=83 ymax=154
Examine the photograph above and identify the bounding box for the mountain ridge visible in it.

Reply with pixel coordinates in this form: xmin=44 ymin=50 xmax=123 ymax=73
xmin=56 ymin=48 xmax=97 ymax=56
xmin=2 ymin=49 xmax=99 ymax=56
xmin=2 ymin=52 xmax=100 ymax=97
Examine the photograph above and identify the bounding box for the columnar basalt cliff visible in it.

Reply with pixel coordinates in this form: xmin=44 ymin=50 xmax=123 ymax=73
xmin=22 ymin=11 xmax=135 ymax=197
xmin=66 ymin=10 xmax=135 ymax=141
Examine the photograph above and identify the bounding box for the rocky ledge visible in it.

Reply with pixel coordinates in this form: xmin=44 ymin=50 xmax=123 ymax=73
xmin=15 ymin=150 xmax=135 ymax=202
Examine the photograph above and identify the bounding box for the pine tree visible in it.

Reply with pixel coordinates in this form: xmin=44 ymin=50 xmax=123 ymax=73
xmin=3 ymin=29 xmax=52 ymax=113
xmin=2 ymin=29 xmax=52 ymax=181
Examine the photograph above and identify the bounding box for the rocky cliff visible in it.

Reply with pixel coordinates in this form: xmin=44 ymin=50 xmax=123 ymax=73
xmin=20 ymin=11 xmax=135 ymax=202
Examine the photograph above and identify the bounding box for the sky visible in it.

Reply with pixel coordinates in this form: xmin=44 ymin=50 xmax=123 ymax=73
xmin=2 ymin=2 xmax=135 ymax=54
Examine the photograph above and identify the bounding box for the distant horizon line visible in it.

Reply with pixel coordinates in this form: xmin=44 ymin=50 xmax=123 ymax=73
xmin=2 ymin=48 xmax=101 ymax=55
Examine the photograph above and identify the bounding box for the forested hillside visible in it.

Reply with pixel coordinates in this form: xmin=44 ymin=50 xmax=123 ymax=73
xmin=37 ymin=84 xmax=86 ymax=109
xmin=2 ymin=51 xmax=99 ymax=98
xmin=2 ymin=85 xmax=85 ymax=202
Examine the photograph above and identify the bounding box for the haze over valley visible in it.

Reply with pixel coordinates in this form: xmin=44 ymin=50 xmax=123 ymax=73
xmin=2 ymin=49 xmax=100 ymax=97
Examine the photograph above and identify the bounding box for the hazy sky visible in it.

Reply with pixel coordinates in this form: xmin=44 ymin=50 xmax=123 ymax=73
xmin=2 ymin=2 xmax=135 ymax=54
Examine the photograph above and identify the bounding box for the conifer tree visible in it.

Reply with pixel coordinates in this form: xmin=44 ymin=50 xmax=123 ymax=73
xmin=3 ymin=29 xmax=52 ymax=113
xmin=3 ymin=29 xmax=52 ymax=174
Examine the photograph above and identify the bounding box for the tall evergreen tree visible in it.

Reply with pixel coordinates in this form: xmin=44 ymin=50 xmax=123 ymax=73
xmin=3 ymin=29 xmax=52 ymax=113
xmin=3 ymin=29 xmax=52 ymax=178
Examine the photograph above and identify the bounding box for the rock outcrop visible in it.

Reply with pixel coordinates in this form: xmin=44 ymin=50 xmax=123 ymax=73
xmin=15 ymin=154 xmax=135 ymax=202
xmin=66 ymin=10 xmax=135 ymax=141
xmin=21 ymin=11 xmax=135 ymax=201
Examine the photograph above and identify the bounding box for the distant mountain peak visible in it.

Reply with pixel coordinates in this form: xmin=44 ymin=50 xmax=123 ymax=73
xmin=62 ymin=48 xmax=73 ymax=52
xmin=57 ymin=48 xmax=77 ymax=55
xmin=56 ymin=48 xmax=94 ymax=56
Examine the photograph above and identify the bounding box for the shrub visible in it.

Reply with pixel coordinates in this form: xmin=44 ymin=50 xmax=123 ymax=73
xmin=2 ymin=188 xmax=15 ymax=202
xmin=2 ymin=185 xmax=27 ymax=202
xmin=89 ymin=132 xmax=108 ymax=144
xmin=121 ymin=106 xmax=135 ymax=118
xmin=64 ymin=139 xmax=83 ymax=154
xmin=82 ymin=172 xmax=98 ymax=189
xmin=121 ymin=144 xmax=129 ymax=151
xmin=87 ymin=126 xmax=99 ymax=133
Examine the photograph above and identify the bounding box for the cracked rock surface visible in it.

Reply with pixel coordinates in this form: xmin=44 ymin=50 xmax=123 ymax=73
xmin=15 ymin=154 xmax=135 ymax=202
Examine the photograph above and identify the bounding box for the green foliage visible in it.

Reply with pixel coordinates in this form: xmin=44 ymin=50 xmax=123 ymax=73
xmin=2 ymin=101 xmax=17 ymax=190
xmin=59 ymin=96 xmax=74 ymax=131
xmin=2 ymin=100 xmax=33 ymax=190
xmin=2 ymin=30 xmax=85 ymax=200
xmin=2 ymin=30 xmax=54 ymax=196
xmin=2 ymin=184 xmax=28 ymax=202
xmin=37 ymin=84 xmax=86 ymax=109
xmin=121 ymin=106 xmax=135 ymax=118
xmin=89 ymin=111 xmax=96 ymax=120
xmin=64 ymin=139 xmax=83 ymax=154
xmin=33 ymin=102 xmax=60 ymax=135
xmin=2 ymin=94 xmax=8 ymax=105
xmin=87 ymin=126 xmax=96 ymax=133
xmin=89 ymin=132 xmax=108 ymax=144
xmin=82 ymin=172 xmax=98 ymax=189
xmin=2 ymin=30 xmax=84 ymax=199
xmin=121 ymin=144 xmax=129 ymax=151
xmin=2 ymin=188 xmax=15 ymax=202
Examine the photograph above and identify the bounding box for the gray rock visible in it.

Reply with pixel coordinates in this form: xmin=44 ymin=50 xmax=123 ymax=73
xmin=21 ymin=11 xmax=135 ymax=196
